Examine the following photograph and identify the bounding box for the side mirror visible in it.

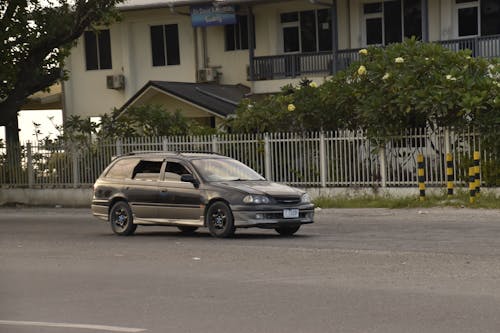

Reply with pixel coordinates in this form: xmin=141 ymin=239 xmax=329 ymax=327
xmin=180 ymin=174 xmax=199 ymax=187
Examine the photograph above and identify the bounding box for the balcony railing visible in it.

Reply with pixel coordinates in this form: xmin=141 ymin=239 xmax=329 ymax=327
xmin=250 ymin=34 xmax=500 ymax=81
xmin=250 ymin=50 xmax=362 ymax=80
xmin=437 ymin=34 xmax=500 ymax=58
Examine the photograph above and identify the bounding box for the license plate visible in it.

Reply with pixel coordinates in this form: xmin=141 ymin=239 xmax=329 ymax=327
xmin=283 ymin=209 xmax=299 ymax=219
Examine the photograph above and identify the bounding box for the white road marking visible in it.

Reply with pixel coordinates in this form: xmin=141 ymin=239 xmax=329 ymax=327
xmin=0 ymin=320 xmax=146 ymax=332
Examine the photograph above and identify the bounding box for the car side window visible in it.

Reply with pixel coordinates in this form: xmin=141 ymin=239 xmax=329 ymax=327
xmin=164 ymin=161 xmax=191 ymax=181
xmin=105 ymin=158 xmax=140 ymax=179
xmin=132 ymin=160 xmax=163 ymax=180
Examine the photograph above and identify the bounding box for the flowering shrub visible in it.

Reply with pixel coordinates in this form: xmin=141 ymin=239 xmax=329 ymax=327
xmin=320 ymin=38 xmax=500 ymax=141
xmin=230 ymin=79 xmax=341 ymax=132
xmin=231 ymin=39 xmax=500 ymax=145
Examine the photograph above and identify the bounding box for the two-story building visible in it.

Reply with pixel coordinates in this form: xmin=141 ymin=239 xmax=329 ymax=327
xmin=62 ymin=0 xmax=500 ymax=127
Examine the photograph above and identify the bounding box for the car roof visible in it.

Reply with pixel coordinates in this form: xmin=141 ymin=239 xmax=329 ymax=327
xmin=114 ymin=151 xmax=229 ymax=161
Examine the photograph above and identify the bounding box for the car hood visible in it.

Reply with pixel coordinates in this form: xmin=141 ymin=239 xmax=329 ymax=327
xmin=214 ymin=180 xmax=303 ymax=197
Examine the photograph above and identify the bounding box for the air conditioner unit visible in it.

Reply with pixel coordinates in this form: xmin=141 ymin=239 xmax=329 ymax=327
xmin=106 ymin=74 xmax=125 ymax=90
xmin=198 ymin=68 xmax=216 ymax=82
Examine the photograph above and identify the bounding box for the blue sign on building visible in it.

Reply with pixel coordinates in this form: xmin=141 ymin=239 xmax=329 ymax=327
xmin=190 ymin=5 xmax=237 ymax=27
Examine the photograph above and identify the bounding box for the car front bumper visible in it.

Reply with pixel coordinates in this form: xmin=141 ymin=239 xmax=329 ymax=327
xmin=230 ymin=204 xmax=314 ymax=228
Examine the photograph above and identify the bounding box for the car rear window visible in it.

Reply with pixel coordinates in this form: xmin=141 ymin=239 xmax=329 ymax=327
xmin=133 ymin=160 xmax=163 ymax=180
xmin=105 ymin=158 xmax=140 ymax=179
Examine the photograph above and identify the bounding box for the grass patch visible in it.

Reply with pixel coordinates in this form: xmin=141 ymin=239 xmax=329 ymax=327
xmin=313 ymin=190 xmax=500 ymax=209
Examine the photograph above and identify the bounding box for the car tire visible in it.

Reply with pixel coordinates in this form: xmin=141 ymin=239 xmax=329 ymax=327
xmin=206 ymin=201 xmax=235 ymax=238
xmin=177 ymin=226 xmax=199 ymax=234
xmin=109 ymin=201 xmax=137 ymax=236
xmin=275 ymin=225 xmax=301 ymax=236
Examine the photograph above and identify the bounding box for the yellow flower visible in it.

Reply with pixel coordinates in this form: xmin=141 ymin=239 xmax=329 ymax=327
xmin=394 ymin=57 xmax=404 ymax=64
xmin=446 ymin=74 xmax=456 ymax=81
xmin=382 ymin=72 xmax=390 ymax=80
xmin=357 ymin=65 xmax=367 ymax=76
xmin=287 ymin=104 xmax=296 ymax=112
xmin=309 ymin=81 xmax=318 ymax=88
xmin=359 ymin=49 xmax=368 ymax=55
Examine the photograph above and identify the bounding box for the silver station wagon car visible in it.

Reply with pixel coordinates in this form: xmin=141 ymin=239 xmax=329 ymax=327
xmin=91 ymin=152 xmax=314 ymax=238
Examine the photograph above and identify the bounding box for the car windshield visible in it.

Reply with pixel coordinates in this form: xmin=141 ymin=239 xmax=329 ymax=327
xmin=191 ymin=158 xmax=265 ymax=182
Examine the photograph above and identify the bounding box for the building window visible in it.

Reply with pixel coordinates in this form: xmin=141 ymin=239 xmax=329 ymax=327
xmin=455 ymin=0 xmax=500 ymax=37
xmin=456 ymin=0 xmax=479 ymax=37
xmin=225 ymin=15 xmax=255 ymax=51
xmin=84 ymin=30 xmax=112 ymax=70
xmin=280 ymin=9 xmax=332 ymax=53
xmin=150 ymin=24 xmax=180 ymax=67
xmin=363 ymin=0 xmax=422 ymax=46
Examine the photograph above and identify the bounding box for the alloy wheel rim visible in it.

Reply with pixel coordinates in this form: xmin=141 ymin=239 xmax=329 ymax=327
xmin=211 ymin=208 xmax=226 ymax=230
xmin=113 ymin=207 xmax=128 ymax=228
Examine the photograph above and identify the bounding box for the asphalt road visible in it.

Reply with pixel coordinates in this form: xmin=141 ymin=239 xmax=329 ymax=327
xmin=1 ymin=207 xmax=500 ymax=333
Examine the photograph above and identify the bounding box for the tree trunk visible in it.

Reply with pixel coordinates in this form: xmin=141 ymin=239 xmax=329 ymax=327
xmin=5 ymin=115 xmax=20 ymax=149
xmin=3 ymin=110 xmax=21 ymax=178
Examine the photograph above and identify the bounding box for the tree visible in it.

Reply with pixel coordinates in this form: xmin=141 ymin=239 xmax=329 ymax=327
xmin=230 ymin=79 xmax=344 ymax=133
xmin=53 ymin=104 xmax=219 ymax=145
xmin=231 ymin=39 xmax=500 ymax=146
xmin=321 ymin=38 xmax=500 ymax=143
xmin=0 ymin=0 xmax=123 ymax=151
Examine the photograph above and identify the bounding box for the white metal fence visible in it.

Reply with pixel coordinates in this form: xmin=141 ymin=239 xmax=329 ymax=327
xmin=0 ymin=128 xmax=490 ymax=188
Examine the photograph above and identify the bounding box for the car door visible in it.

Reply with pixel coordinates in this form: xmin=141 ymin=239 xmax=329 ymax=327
xmin=125 ymin=159 xmax=163 ymax=220
xmin=156 ymin=159 xmax=204 ymax=224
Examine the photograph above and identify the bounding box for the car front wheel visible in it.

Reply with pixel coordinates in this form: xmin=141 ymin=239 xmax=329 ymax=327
xmin=206 ymin=202 xmax=235 ymax=238
xmin=109 ymin=201 xmax=137 ymax=236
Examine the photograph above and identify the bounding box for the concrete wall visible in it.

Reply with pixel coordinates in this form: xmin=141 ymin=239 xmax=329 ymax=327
xmin=2 ymin=187 xmax=499 ymax=208
xmin=0 ymin=189 xmax=93 ymax=208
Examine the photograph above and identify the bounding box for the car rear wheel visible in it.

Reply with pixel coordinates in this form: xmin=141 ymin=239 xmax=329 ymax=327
xmin=177 ymin=226 xmax=199 ymax=234
xmin=206 ymin=202 xmax=235 ymax=238
xmin=109 ymin=201 xmax=137 ymax=236
xmin=275 ymin=225 xmax=301 ymax=236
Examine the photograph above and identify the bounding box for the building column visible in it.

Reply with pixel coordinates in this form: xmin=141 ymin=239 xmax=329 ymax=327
xmin=247 ymin=5 xmax=255 ymax=81
xmin=422 ymin=0 xmax=429 ymax=42
xmin=331 ymin=0 xmax=338 ymax=74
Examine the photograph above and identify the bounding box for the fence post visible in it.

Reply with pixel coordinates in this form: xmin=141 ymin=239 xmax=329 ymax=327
xmin=26 ymin=142 xmax=34 ymax=188
xmin=444 ymin=128 xmax=451 ymax=156
xmin=474 ymin=151 xmax=481 ymax=196
xmin=264 ymin=133 xmax=272 ymax=180
xmin=319 ymin=132 xmax=326 ymax=188
xmin=446 ymin=153 xmax=454 ymax=197
xmin=116 ymin=138 xmax=123 ymax=156
xmin=72 ymin=146 xmax=79 ymax=188
xmin=469 ymin=166 xmax=476 ymax=204
xmin=211 ymin=135 xmax=218 ymax=153
xmin=378 ymin=145 xmax=387 ymax=187
xmin=162 ymin=137 xmax=169 ymax=152
xmin=417 ymin=154 xmax=426 ymax=201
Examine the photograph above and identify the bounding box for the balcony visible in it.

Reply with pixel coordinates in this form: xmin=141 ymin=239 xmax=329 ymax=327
xmin=437 ymin=34 xmax=500 ymax=58
xmin=249 ymin=34 xmax=500 ymax=81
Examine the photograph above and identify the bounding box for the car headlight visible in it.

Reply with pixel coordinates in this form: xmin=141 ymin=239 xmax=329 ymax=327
xmin=301 ymin=193 xmax=311 ymax=203
xmin=243 ymin=195 xmax=270 ymax=204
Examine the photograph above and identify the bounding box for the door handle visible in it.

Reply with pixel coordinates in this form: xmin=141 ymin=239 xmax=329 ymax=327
xmin=161 ymin=189 xmax=168 ymax=193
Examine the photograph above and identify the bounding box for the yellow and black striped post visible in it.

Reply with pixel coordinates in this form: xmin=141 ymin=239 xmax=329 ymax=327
xmin=474 ymin=151 xmax=480 ymax=196
xmin=417 ymin=154 xmax=425 ymax=201
xmin=469 ymin=166 xmax=476 ymax=204
xmin=446 ymin=153 xmax=454 ymax=197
